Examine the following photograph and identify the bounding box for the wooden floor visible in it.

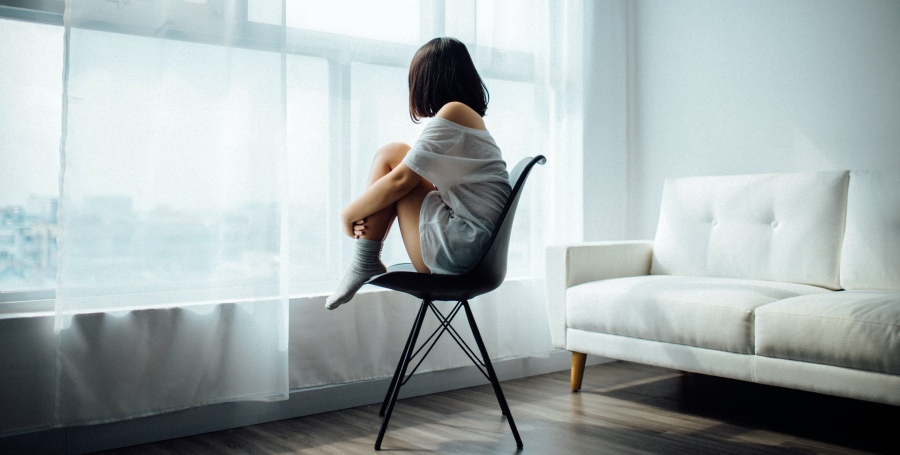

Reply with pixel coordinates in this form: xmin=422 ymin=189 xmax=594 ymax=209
xmin=95 ymin=361 xmax=898 ymax=455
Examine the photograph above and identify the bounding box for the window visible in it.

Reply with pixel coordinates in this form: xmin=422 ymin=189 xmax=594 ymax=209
xmin=0 ymin=17 xmax=63 ymax=294
xmin=288 ymin=1 xmax=421 ymax=45
xmin=1 ymin=0 xmax=544 ymax=299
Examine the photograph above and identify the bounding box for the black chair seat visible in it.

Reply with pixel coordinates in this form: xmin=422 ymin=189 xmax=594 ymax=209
xmin=368 ymin=263 xmax=506 ymax=301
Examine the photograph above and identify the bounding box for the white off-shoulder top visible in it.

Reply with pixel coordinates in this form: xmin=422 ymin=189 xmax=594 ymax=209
xmin=402 ymin=117 xmax=511 ymax=274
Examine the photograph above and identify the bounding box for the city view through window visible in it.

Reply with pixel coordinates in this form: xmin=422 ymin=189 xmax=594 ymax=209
xmin=1 ymin=198 xmax=58 ymax=291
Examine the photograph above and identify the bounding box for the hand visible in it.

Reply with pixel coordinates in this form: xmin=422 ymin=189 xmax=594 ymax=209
xmin=341 ymin=208 xmax=367 ymax=238
xmin=352 ymin=219 xmax=366 ymax=239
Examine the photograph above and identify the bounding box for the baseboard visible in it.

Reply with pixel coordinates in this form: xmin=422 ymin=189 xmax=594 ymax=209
xmin=0 ymin=351 xmax=610 ymax=454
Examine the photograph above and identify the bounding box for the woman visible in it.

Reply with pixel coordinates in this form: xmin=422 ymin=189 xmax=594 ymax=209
xmin=326 ymin=37 xmax=511 ymax=310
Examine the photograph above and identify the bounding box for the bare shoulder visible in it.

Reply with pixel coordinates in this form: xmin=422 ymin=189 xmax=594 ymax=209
xmin=435 ymin=102 xmax=487 ymax=131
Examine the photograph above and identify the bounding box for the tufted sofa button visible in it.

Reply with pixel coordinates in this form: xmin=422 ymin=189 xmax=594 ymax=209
xmin=771 ymin=220 xmax=778 ymax=228
xmin=711 ymin=219 xmax=718 ymax=226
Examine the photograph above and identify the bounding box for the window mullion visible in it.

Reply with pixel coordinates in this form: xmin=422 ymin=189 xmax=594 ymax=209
xmin=328 ymin=60 xmax=351 ymax=274
xmin=419 ymin=0 xmax=445 ymax=41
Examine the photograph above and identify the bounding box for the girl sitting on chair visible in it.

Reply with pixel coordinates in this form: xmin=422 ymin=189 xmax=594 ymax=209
xmin=326 ymin=37 xmax=511 ymax=310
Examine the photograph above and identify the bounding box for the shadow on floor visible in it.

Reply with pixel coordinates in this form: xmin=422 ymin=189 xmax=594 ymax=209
xmin=578 ymin=364 xmax=899 ymax=455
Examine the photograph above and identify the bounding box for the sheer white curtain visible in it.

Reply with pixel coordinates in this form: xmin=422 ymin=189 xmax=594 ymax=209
xmin=285 ymin=0 xmax=586 ymax=387
xmin=55 ymin=0 xmax=290 ymax=424
xmin=51 ymin=0 xmax=587 ymax=425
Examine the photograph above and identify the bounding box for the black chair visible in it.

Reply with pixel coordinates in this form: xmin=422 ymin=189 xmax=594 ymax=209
xmin=366 ymin=155 xmax=546 ymax=450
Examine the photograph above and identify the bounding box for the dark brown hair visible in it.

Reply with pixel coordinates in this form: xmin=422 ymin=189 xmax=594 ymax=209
xmin=408 ymin=37 xmax=489 ymax=123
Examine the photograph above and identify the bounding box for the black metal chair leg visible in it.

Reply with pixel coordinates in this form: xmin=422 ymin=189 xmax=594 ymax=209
xmin=462 ymin=300 xmax=523 ymax=449
xmin=375 ymin=299 xmax=429 ymax=451
xmin=379 ymin=303 xmax=424 ymax=417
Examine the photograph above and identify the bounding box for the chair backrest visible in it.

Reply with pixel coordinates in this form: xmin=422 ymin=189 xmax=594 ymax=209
xmin=457 ymin=155 xmax=546 ymax=296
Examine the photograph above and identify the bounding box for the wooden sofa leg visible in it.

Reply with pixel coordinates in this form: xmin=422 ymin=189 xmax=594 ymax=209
xmin=571 ymin=352 xmax=587 ymax=392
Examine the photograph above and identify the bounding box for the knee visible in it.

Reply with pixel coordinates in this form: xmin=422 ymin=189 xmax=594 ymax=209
xmin=373 ymin=142 xmax=411 ymax=167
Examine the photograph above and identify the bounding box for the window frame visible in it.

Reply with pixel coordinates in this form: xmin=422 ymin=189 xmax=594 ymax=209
xmin=0 ymin=0 xmax=63 ymax=26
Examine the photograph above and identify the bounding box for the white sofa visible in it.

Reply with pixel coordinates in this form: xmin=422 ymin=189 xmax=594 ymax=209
xmin=546 ymin=170 xmax=900 ymax=405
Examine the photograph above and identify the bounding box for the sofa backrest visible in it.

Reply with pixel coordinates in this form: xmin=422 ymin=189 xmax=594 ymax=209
xmin=650 ymin=171 xmax=849 ymax=289
xmin=840 ymin=171 xmax=900 ymax=291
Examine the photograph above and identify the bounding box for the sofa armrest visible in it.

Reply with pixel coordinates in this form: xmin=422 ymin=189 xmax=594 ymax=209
xmin=545 ymin=240 xmax=654 ymax=349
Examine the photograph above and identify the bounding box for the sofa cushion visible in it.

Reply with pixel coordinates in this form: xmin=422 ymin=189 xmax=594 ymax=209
xmin=651 ymin=171 xmax=849 ymax=289
xmin=566 ymin=275 xmax=830 ymax=354
xmin=756 ymin=291 xmax=900 ymax=375
xmin=840 ymin=171 xmax=900 ymax=291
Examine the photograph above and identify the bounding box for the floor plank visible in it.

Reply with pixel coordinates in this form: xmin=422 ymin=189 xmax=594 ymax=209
xmin=93 ymin=361 xmax=899 ymax=454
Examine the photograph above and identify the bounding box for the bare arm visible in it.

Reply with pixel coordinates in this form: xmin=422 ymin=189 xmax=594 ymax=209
xmin=338 ymin=101 xmax=479 ymax=239
xmin=340 ymin=163 xmax=423 ymax=237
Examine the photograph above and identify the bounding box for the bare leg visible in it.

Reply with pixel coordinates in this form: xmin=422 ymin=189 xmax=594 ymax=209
xmin=353 ymin=143 xmax=408 ymax=241
xmin=396 ymin=180 xmax=433 ymax=273
xmin=352 ymin=142 xmax=432 ymax=273
xmin=326 ymin=143 xmax=432 ymax=309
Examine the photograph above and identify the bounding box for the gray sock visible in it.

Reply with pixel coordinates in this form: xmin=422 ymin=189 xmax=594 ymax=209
xmin=325 ymin=239 xmax=387 ymax=310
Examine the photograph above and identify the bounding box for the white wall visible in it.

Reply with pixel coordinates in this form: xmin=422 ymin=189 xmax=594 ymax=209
xmin=607 ymin=0 xmax=900 ymax=239
xmin=583 ymin=0 xmax=629 ymax=241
